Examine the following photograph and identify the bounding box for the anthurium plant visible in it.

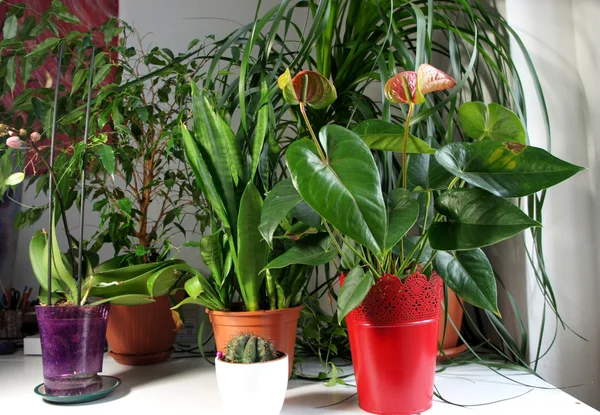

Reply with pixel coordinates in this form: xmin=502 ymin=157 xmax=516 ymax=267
xmin=274 ymin=66 xmax=584 ymax=322
xmin=173 ymin=82 xmax=337 ymax=312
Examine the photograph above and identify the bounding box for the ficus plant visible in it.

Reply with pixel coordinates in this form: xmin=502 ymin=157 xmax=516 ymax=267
xmin=172 ymin=81 xmax=337 ymax=313
xmin=270 ymin=67 xmax=583 ymax=323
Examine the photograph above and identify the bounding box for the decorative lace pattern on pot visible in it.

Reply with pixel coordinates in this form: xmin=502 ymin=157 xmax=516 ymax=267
xmin=346 ymin=272 xmax=443 ymax=324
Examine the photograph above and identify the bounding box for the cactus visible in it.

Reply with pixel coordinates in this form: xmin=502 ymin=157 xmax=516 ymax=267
xmin=223 ymin=333 xmax=279 ymax=363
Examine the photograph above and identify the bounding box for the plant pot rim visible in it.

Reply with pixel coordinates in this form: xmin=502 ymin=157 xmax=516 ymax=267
xmin=35 ymin=304 xmax=103 ymax=309
xmin=206 ymin=305 xmax=302 ymax=317
xmin=215 ymin=351 xmax=288 ymax=366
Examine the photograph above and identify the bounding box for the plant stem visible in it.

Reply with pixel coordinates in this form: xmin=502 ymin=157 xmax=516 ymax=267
xmin=299 ymin=103 xmax=327 ymax=161
xmin=402 ymin=102 xmax=414 ymax=189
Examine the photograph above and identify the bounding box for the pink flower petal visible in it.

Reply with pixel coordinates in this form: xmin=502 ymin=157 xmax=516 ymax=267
xmin=384 ymin=71 xmax=418 ymax=104
xmin=417 ymin=64 xmax=456 ymax=95
xmin=6 ymin=136 xmax=22 ymax=149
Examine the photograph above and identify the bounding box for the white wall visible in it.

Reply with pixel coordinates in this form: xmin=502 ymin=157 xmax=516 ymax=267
xmin=505 ymin=0 xmax=600 ymax=408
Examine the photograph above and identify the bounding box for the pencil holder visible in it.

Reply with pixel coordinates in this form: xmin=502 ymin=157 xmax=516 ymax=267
xmin=0 ymin=310 xmax=23 ymax=345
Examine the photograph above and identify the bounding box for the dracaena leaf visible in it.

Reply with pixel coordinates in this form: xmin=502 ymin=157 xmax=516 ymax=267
xmin=278 ymin=69 xmax=337 ymax=109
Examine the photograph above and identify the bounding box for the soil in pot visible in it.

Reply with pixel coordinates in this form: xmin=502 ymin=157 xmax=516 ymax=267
xmin=106 ymin=295 xmax=178 ymax=365
xmin=207 ymin=305 xmax=302 ymax=377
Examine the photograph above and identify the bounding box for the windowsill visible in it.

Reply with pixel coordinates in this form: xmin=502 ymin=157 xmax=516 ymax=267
xmin=0 ymin=350 xmax=595 ymax=413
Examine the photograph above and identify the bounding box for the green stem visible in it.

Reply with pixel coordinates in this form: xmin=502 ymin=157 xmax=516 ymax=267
xmin=299 ymin=103 xmax=326 ymax=161
xmin=402 ymin=102 xmax=414 ymax=189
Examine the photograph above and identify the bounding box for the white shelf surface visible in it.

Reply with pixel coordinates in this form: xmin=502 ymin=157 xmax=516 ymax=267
xmin=0 ymin=350 xmax=597 ymax=413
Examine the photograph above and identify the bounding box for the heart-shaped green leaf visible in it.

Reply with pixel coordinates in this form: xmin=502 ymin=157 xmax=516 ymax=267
xmin=458 ymin=101 xmax=526 ymax=144
xmin=259 ymin=178 xmax=302 ymax=246
xmin=353 ymin=120 xmax=435 ymax=154
xmin=337 ymin=266 xmax=375 ymax=324
xmin=429 ymin=188 xmax=541 ymax=250
xmin=407 ymin=137 xmax=453 ymax=190
xmin=264 ymin=234 xmax=337 ymax=270
xmin=435 ymin=249 xmax=499 ymax=315
xmin=435 ymin=141 xmax=584 ymax=197
xmin=286 ymin=125 xmax=387 ymax=256
xmin=384 ymin=188 xmax=419 ymax=251
xmin=278 ymin=69 xmax=337 ymax=109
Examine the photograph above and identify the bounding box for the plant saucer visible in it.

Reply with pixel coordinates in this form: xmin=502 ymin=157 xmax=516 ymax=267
xmin=34 ymin=375 xmax=121 ymax=404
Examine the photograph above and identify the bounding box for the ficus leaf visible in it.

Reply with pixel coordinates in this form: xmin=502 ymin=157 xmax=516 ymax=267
xmin=96 ymin=144 xmax=115 ymax=176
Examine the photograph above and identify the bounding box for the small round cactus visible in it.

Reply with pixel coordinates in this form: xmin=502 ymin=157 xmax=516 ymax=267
xmin=222 ymin=333 xmax=279 ymax=363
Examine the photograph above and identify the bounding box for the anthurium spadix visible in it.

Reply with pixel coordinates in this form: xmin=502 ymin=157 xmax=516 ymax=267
xmin=278 ymin=69 xmax=337 ymax=109
xmin=384 ymin=63 xmax=456 ymax=105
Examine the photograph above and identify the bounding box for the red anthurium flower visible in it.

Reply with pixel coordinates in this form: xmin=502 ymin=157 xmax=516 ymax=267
xmin=278 ymin=69 xmax=337 ymax=109
xmin=384 ymin=64 xmax=456 ymax=105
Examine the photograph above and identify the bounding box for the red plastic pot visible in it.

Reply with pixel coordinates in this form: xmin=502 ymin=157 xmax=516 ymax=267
xmin=343 ymin=272 xmax=443 ymax=415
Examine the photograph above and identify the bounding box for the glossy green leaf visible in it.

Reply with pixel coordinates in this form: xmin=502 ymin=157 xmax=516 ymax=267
xmin=435 ymin=249 xmax=499 ymax=315
xmin=27 ymin=38 xmax=61 ymax=58
xmin=384 ymin=188 xmax=419 ymax=251
xmin=259 ymin=178 xmax=302 ymax=246
xmin=458 ymin=102 xmax=526 ymax=144
xmin=5 ymin=172 xmax=24 ymax=186
xmin=337 ymin=267 xmax=374 ymax=324
xmin=6 ymin=56 xmax=16 ymax=93
xmin=117 ymin=198 xmax=132 ymax=215
xmin=287 ymin=125 xmax=387 ymax=256
xmin=237 ymin=182 xmax=270 ymax=311
xmin=71 ymin=69 xmax=86 ymax=95
xmin=353 ymin=120 xmax=435 ymax=154
xmin=429 ymin=188 xmax=541 ymax=250
xmin=407 ymin=137 xmax=453 ymax=190
xmin=435 ymin=141 xmax=584 ymax=197
xmin=264 ymin=234 xmax=337 ymax=270
xmin=145 ymin=264 xmax=183 ymax=297
xmin=3 ymin=15 xmax=18 ymax=39
xmin=29 ymin=231 xmax=60 ymax=292
xmin=96 ymin=144 xmax=115 ymax=176
xmin=91 ymin=294 xmax=155 ymax=306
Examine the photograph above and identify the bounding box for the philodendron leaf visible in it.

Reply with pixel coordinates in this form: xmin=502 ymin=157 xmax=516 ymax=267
xmin=353 ymin=120 xmax=435 ymax=154
xmin=407 ymin=137 xmax=453 ymax=191
xmin=458 ymin=101 xmax=526 ymax=144
xmin=259 ymin=178 xmax=302 ymax=246
xmin=237 ymin=182 xmax=270 ymax=312
xmin=429 ymin=188 xmax=541 ymax=250
xmin=264 ymin=234 xmax=337 ymax=270
xmin=337 ymin=266 xmax=375 ymax=324
xmin=286 ymin=125 xmax=387 ymax=256
xmin=435 ymin=141 xmax=584 ymax=197
xmin=278 ymin=69 xmax=337 ymax=109
xmin=384 ymin=188 xmax=419 ymax=251
xmin=435 ymin=249 xmax=499 ymax=315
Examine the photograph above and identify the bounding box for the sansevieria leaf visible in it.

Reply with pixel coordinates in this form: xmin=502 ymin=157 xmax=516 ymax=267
xmin=286 ymin=125 xmax=387 ymax=256
xmin=259 ymin=178 xmax=302 ymax=246
xmin=435 ymin=249 xmax=499 ymax=315
xmin=435 ymin=141 xmax=584 ymax=197
xmin=429 ymin=188 xmax=541 ymax=250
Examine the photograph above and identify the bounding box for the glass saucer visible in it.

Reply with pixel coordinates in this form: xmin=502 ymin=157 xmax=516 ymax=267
xmin=34 ymin=375 xmax=121 ymax=404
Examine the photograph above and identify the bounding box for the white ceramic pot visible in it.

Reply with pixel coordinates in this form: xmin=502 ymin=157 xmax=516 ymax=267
xmin=215 ymin=353 xmax=289 ymax=415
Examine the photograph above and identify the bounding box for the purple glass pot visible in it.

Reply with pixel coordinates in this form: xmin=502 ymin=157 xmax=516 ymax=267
xmin=35 ymin=304 xmax=109 ymax=396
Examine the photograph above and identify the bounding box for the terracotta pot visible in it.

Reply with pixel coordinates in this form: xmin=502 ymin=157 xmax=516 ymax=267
xmin=438 ymin=287 xmax=467 ymax=360
xmin=106 ymin=295 xmax=177 ymax=365
xmin=207 ymin=306 xmax=302 ymax=377
xmin=342 ymin=272 xmax=443 ymax=415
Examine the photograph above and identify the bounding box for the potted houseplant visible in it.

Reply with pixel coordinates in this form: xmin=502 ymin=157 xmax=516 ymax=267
xmin=215 ymin=333 xmax=288 ymax=415
xmin=0 ymin=1 xmax=207 ymax=365
xmin=274 ymin=66 xmax=584 ymax=414
xmin=173 ymin=81 xmax=337 ymax=376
